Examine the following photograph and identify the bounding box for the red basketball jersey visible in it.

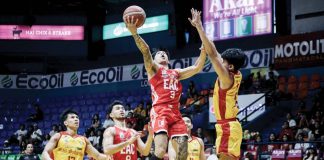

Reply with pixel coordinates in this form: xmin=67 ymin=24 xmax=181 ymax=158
xmin=149 ymin=67 xmax=182 ymax=107
xmin=113 ymin=126 xmax=138 ymax=160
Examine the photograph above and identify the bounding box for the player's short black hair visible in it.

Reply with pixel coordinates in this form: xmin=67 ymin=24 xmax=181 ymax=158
xmin=107 ymin=100 xmax=124 ymax=115
xmin=221 ymin=48 xmax=246 ymax=71
xmin=152 ymin=48 xmax=170 ymax=59
xmin=60 ymin=109 xmax=79 ymax=123
xmin=181 ymin=114 xmax=192 ymax=123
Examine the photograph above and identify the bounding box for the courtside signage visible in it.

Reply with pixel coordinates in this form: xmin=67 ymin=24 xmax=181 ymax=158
xmin=209 ymin=93 xmax=266 ymax=123
xmin=103 ymin=15 xmax=169 ymax=40
xmin=0 ymin=25 xmax=84 ymax=40
xmin=0 ymin=48 xmax=273 ymax=89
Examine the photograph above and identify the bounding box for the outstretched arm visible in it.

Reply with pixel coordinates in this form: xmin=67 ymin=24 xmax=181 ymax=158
xmin=125 ymin=16 xmax=158 ymax=79
xmin=85 ymin=138 xmax=107 ymax=160
xmin=41 ymin=133 xmax=60 ymax=160
xmin=176 ymin=46 xmax=207 ymax=80
xmin=189 ymin=8 xmax=232 ymax=87
xmin=136 ymin=125 xmax=154 ymax=156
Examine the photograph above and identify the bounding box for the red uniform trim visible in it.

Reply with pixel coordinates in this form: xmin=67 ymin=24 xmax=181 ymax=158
xmin=219 ymin=123 xmax=230 ymax=153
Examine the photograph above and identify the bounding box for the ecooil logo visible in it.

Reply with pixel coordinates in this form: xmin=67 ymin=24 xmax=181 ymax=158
xmin=70 ymin=73 xmax=78 ymax=86
xmin=203 ymin=58 xmax=212 ymax=72
xmin=1 ymin=75 xmax=13 ymax=88
xmin=131 ymin=65 xmax=140 ymax=79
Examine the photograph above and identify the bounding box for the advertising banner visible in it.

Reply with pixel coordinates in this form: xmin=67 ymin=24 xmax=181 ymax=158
xmin=0 ymin=25 xmax=84 ymax=40
xmin=0 ymin=48 xmax=273 ymax=89
xmin=203 ymin=0 xmax=272 ymax=41
xmin=274 ymin=31 xmax=324 ymax=69
xmin=103 ymin=15 xmax=169 ymax=40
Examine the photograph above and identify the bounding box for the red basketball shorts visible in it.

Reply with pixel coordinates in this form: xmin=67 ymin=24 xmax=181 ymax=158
xmin=150 ymin=105 xmax=187 ymax=138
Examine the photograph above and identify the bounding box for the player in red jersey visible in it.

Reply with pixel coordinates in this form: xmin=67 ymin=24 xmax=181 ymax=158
xmin=125 ymin=15 xmax=207 ymax=160
xmin=102 ymin=100 xmax=154 ymax=160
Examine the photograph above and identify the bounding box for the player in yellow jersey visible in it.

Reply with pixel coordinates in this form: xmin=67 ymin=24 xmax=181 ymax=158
xmin=41 ymin=109 xmax=107 ymax=160
xmin=168 ymin=114 xmax=206 ymax=160
xmin=189 ymin=9 xmax=246 ymax=160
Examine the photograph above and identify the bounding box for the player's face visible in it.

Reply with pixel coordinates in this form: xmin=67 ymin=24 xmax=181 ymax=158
xmin=222 ymin=59 xmax=234 ymax=71
xmin=110 ymin=104 xmax=126 ymax=119
xmin=182 ymin=117 xmax=193 ymax=131
xmin=154 ymin=51 xmax=169 ymax=65
xmin=64 ymin=113 xmax=79 ymax=130
xmin=25 ymin=144 xmax=33 ymax=154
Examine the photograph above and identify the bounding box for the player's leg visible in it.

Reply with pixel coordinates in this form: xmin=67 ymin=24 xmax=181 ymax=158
xmin=150 ymin=107 xmax=169 ymax=160
xmin=215 ymin=123 xmax=231 ymax=160
xmin=227 ymin=121 xmax=242 ymax=159
xmin=167 ymin=139 xmax=177 ymax=160
xmin=215 ymin=121 xmax=242 ymax=160
xmin=170 ymin=136 xmax=188 ymax=160
xmin=218 ymin=153 xmax=239 ymax=160
xmin=151 ymin=133 xmax=168 ymax=160
xmin=169 ymin=118 xmax=189 ymax=160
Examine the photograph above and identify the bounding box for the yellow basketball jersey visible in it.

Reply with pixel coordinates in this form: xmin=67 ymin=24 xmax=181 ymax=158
xmin=52 ymin=132 xmax=87 ymax=160
xmin=187 ymin=136 xmax=202 ymax=160
xmin=213 ymin=71 xmax=242 ymax=120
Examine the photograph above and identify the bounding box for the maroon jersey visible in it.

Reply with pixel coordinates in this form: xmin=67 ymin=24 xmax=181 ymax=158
xmin=149 ymin=67 xmax=182 ymax=107
xmin=112 ymin=126 xmax=138 ymax=160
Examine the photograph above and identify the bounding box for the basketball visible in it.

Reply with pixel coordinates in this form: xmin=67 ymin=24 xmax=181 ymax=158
xmin=123 ymin=5 xmax=146 ymax=28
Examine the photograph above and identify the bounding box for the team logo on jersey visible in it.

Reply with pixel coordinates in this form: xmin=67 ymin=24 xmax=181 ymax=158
xmin=62 ymin=136 xmax=69 ymax=143
xmin=119 ymin=132 xmax=125 ymax=139
xmin=161 ymin=70 xmax=168 ymax=78
xmin=158 ymin=120 xmax=165 ymax=127
xmin=78 ymin=140 xmax=85 ymax=146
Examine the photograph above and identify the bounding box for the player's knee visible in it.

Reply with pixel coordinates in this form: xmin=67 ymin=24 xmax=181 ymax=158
xmin=154 ymin=133 xmax=168 ymax=158
xmin=178 ymin=149 xmax=188 ymax=160
xmin=154 ymin=147 xmax=167 ymax=158
xmin=176 ymin=136 xmax=188 ymax=160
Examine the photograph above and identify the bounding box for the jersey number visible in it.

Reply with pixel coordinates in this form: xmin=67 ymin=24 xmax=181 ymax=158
xmin=68 ymin=156 xmax=75 ymax=160
xmin=170 ymin=91 xmax=175 ymax=99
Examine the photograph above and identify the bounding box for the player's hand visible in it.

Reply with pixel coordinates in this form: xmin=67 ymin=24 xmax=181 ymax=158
xmin=127 ymin=132 xmax=141 ymax=145
xmin=148 ymin=123 xmax=154 ymax=136
xmin=188 ymin=8 xmax=202 ymax=29
xmin=125 ymin=16 xmax=138 ymax=35
xmin=97 ymin=154 xmax=107 ymax=160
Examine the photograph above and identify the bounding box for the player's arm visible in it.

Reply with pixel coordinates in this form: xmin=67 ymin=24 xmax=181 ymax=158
xmin=41 ymin=133 xmax=60 ymax=160
xmin=167 ymin=140 xmax=177 ymax=160
xmin=176 ymin=46 xmax=207 ymax=80
xmin=84 ymin=137 xmax=107 ymax=160
xmin=102 ymin=127 xmax=140 ymax=155
xmin=125 ymin=16 xmax=158 ymax=78
xmin=136 ymin=125 xmax=154 ymax=156
xmin=189 ymin=8 xmax=232 ymax=86
xmin=197 ymin=138 xmax=207 ymax=160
